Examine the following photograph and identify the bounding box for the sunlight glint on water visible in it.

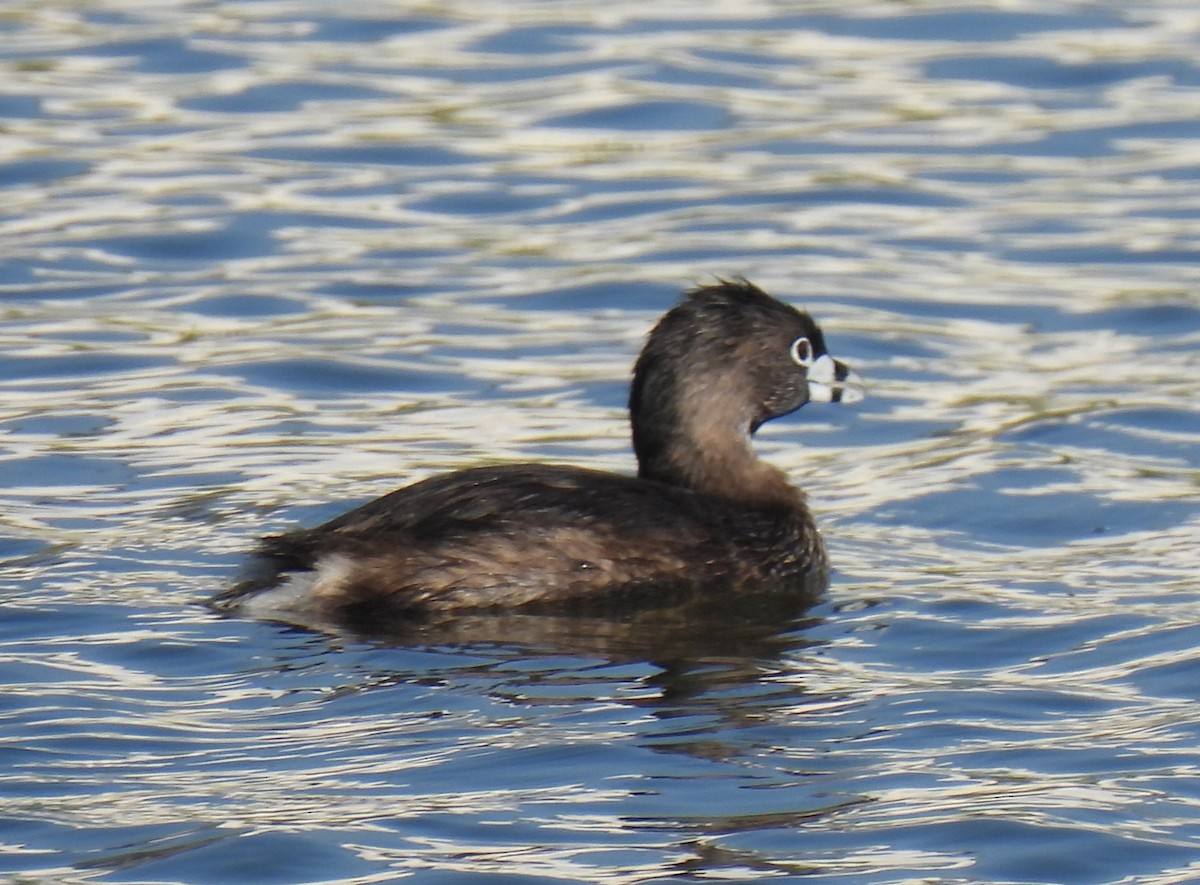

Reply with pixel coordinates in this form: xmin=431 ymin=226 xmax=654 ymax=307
xmin=1 ymin=2 xmax=1199 ymax=883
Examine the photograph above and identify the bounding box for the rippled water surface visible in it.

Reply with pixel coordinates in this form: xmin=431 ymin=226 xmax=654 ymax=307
xmin=3 ymin=1 xmax=1200 ymax=882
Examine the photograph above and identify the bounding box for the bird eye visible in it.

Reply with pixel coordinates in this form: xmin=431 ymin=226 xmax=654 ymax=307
xmin=789 ymin=336 xmax=813 ymax=367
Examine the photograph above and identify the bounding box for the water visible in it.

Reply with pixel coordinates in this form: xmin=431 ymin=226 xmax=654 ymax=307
xmin=2 ymin=1 xmax=1199 ymax=882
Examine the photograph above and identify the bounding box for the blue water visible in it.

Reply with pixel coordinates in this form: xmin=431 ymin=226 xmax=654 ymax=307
xmin=2 ymin=3 xmax=1199 ymax=883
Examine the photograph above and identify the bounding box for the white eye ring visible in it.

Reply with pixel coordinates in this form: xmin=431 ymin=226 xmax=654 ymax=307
xmin=789 ymin=336 xmax=813 ymax=367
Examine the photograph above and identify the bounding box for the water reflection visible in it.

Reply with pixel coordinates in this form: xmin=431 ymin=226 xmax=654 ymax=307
xmin=350 ymin=597 xmax=822 ymax=666
xmin=3 ymin=1 xmax=1200 ymax=883
xmin=213 ymin=577 xmax=830 ymax=725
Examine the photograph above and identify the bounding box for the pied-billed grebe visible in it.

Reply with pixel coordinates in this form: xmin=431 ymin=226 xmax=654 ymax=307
xmin=215 ymin=279 xmax=863 ymax=626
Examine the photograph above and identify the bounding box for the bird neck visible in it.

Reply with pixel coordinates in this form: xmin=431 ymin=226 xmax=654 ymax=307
xmin=633 ymin=407 xmax=801 ymax=510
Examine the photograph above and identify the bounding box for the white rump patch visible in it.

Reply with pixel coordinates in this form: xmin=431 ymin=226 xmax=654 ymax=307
xmin=236 ymin=553 xmax=356 ymax=620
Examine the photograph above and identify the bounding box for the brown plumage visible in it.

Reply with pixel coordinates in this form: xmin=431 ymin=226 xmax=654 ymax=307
xmin=214 ymin=279 xmax=863 ymax=628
